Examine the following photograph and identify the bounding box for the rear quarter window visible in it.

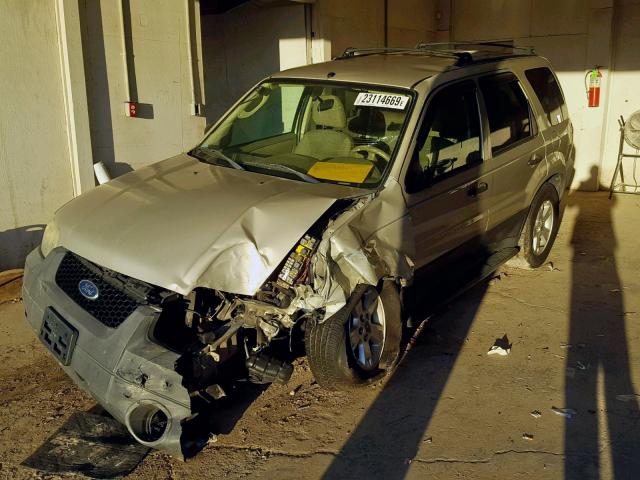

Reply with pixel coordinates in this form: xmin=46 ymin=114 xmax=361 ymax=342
xmin=525 ymin=67 xmax=566 ymax=126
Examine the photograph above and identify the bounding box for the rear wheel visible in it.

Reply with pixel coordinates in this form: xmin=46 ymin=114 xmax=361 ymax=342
xmin=517 ymin=183 xmax=560 ymax=268
xmin=305 ymin=281 xmax=402 ymax=390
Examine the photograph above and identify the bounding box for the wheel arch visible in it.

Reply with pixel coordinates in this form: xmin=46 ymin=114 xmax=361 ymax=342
xmin=546 ymin=172 xmax=565 ymax=198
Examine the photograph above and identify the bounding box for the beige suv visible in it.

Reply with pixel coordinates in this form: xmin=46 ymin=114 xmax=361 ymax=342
xmin=23 ymin=43 xmax=573 ymax=456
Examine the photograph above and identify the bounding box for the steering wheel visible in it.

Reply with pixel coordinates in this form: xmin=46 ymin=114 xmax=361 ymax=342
xmin=350 ymin=145 xmax=390 ymax=163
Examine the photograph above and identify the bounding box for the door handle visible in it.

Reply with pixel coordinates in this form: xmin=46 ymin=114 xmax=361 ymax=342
xmin=528 ymin=153 xmax=543 ymax=166
xmin=467 ymin=182 xmax=488 ymax=197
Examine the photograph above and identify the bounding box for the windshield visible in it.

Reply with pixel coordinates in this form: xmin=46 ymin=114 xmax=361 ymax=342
xmin=193 ymin=81 xmax=414 ymax=188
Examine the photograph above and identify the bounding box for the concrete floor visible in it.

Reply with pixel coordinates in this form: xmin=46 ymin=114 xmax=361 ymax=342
xmin=1 ymin=191 xmax=639 ymax=480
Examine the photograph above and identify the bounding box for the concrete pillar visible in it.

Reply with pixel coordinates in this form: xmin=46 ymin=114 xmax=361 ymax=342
xmin=55 ymin=0 xmax=95 ymax=194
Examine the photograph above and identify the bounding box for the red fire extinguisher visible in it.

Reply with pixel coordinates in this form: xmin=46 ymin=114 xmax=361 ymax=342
xmin=586 ymin=67 xmax=602 ymax=108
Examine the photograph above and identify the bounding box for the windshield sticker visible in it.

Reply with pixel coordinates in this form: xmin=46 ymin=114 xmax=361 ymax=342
xmin=308 ymin=162 xmax=374 ymax=184
xmin=354 ymin=92 xmax=409 ymax=110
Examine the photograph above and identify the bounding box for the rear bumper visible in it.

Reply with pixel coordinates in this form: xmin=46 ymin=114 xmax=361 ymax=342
xmin=22 ymin=247 xmax=191 ymax=457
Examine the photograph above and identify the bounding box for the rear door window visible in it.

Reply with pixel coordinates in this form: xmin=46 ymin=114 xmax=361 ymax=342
xmin=525 ymin=67 xmax=566 ymax=126
xmin=480 ymin=73 xmax=533 ymax=155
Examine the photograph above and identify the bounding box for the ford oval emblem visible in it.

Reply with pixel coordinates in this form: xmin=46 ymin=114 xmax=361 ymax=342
xmin=78 ymin=279 xmax=99 ymax=300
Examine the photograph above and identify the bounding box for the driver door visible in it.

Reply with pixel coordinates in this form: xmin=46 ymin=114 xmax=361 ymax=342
xmin=404 ymin=79 xmax=492 ymax=270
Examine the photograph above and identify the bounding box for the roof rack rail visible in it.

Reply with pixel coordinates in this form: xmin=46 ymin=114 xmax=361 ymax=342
xmin=336 ymin=41 xmax=534 ymax=66
xmin=336 ymin=46 xmax=473 ymax=65
xmin=416 ymin=41 xmax=536 ymax=56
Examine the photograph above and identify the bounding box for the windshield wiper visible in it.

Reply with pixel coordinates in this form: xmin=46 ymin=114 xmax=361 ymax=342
xmin=244 ymin=162 xmax=319 ymax=183
xmin=190 ymin=146 xmax=245 ymax=170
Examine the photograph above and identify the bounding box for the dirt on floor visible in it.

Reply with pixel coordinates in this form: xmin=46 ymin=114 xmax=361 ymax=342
xmin=1 ymin=191 xmax=640 ymax=480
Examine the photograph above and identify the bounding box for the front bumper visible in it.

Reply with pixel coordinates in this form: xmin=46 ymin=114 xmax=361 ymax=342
xmin=22 ymin=247 xmax=192 ymax=457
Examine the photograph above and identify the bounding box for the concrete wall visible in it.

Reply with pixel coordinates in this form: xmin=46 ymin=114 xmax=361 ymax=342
xmin=601 ymin=0 xmax=640 ymax=188
xmin=0 ymin=0 xmax=75 ymax=269
xmin=447 ymin=0 xmax=640 ymax=191
xmin=200 ymin=0 xmax=438 ymax=124
xmin=388 ymin=0 xmax=438 ymax=47
xmin=311 ymin=0 xmax=385 ymax=60
xmin=0 ymin=0 xmax=207 ymax=270
xmin=311 ymin=0 xmax=437 ymax=61
xmin=80 ymin=0 xmax=206 ymax=175
xmin=201 ymin=3 xmax=308 ymax=125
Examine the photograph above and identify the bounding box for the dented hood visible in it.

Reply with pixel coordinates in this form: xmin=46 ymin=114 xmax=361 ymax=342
xmin=52 ymin=154 xmax=363 ymax=295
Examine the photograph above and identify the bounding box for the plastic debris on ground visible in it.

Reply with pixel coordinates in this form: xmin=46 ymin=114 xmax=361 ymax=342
xmin=551 ymin=406 xmax=577 ymax=419
xmin=22 ymin=411 xmax=150 ymax=479
xmin=522 ymin=433 xmax=534 ymax=440
xmin=289 ymin=385 xmax=302 ymax=396
xmin=530 ymin=410 xmax=542 ymax=418
xmin=576 ymin=361 xmax=590 ymax=371
xmin=487 ymin=334 xmax=511 ymax=356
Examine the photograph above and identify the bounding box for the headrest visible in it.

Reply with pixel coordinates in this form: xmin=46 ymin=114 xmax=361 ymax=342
xmin=348 ymin=107 xmax=386 ymax=137
xmin=312 ymin=95 xmax=346 ymax=129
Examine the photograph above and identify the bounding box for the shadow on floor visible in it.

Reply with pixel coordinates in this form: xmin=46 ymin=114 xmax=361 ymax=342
xmin=322 ymin=278 xmax=490 ymax=479
xmin=22 ymin=410 xmax=149 ymax=479
xmin=0 ymin=224 xmax=45 ymax=271
xmin=322 ymin=173 xmax=640 ymax=479
xmin=564 ymin=172 xmax=640 ymax=479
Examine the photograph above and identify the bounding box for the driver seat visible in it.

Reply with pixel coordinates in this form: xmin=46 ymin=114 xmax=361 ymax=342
xmin=294 ymin=95 xmax=353 ymax=159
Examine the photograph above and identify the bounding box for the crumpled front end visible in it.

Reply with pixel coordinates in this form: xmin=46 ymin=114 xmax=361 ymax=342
xmin=299 ymin=179 xmax=415 ymax=318
xmin=24 ymin=178 xmax=414 ymax=457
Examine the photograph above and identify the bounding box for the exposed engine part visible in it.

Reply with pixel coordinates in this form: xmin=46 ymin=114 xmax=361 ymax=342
xmin=255 ymin=282 xmax=294 ymax=308
xmin=246 ymin=353 xmax=293 ymax=385
xmin=258 ymin=318 xmax=280 ymax=340
xmin=217 ymin=297 xmax=293 ymax=329
xmin=199 ymin=318 xmax=242 ymax=362
xmin=277 ymin=234 xmax=318 ymax=287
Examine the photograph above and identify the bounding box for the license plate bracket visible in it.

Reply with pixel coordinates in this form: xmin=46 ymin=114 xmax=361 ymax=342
xmin=40 ymin=308 xmax=78 ymax=366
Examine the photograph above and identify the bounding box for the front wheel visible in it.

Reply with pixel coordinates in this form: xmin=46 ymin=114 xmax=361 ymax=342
xmin=517 ymin=183 xmax=560 ymax=268
xmin=305 ymin=281 xmax=402 ymax=390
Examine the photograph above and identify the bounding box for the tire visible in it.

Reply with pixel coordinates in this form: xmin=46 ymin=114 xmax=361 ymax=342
xmin=517 ymin=183 xmax=560 ymax=268
xmin=305 ymin=281 xmax=402 ymax=391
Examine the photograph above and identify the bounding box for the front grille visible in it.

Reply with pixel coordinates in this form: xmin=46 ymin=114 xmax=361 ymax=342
xmin=55 ymin=252 xmax=139 ymax=328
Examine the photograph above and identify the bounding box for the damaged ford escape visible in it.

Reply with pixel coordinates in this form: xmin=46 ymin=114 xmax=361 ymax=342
xmin=22 ymin=43 xmax=573 ymax=456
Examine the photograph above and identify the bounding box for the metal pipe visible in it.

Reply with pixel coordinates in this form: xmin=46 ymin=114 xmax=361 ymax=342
xmin=119 ymin=0 xmax=131 ymax=101
xmin=185 ymin=0 xmax=196 ymax=109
